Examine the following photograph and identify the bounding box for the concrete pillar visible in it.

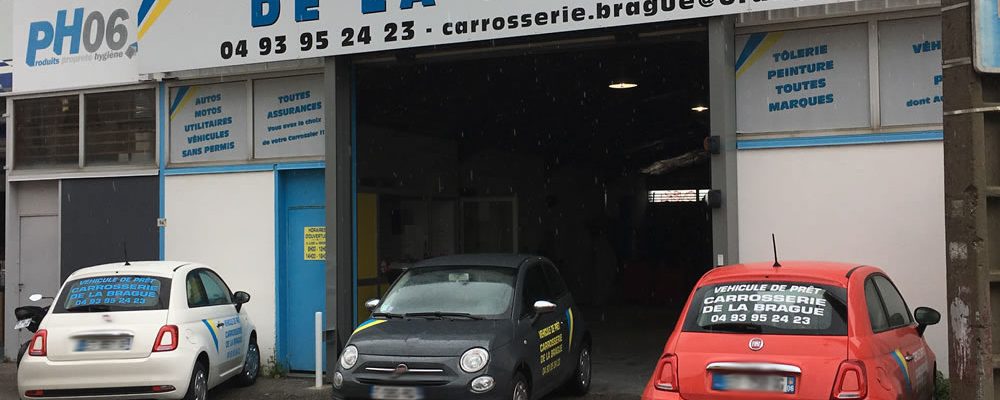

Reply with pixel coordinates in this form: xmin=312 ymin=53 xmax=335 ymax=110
xmin=709 ymin=16 xmax=739 ymax=266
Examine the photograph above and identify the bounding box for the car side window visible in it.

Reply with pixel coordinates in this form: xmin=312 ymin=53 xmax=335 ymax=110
xmin=198 ymin=270 xmax=234 ymax=306
xmin=521 ymin=266 xmax=551 ymax=317
xmin=187 ymin=272 xmax=210 ymax=308
xmin=542 ymin=264 xmax=568 ymax=299
xmin=872 ymin=275 xmax=912 ymax=329
xmin=865 ymin=278 xmax=890 ymax=332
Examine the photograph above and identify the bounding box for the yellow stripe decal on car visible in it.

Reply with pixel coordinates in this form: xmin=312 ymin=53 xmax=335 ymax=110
xmin=352 ymin=319 xmax=386 ymax=336
xmin=565 ymin=309 xmax=574 ymax=351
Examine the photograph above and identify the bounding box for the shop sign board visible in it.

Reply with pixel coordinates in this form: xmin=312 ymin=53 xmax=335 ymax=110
xmin=304 ymin=226 xmax=326 ymax=261
xmin=169 ymin=82 xmax=251 ymax=164
xmin=976 ymin=0 xmax=1000 ymax=73
xmin=253 ymin=75 xmax=325 ymax=159
xmin=0 ymin=60 xmax=11 ymax=92
xmin=13 ymin=0 xmax=141 ymax=92
xmin=138 ymin=0 xmax=857 ymax=73
xmin=735 ymin=24 xmax=871 ymax=134
xmin=877 ymin=17 xmax=942 ymax=127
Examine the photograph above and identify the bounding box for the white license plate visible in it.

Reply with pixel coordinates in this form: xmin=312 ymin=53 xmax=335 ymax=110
xmin=370 ymin=386 xmax=423 ymax=400
xmin=15 ymin=319 xmax=31 ymax=329
xmin=712 ymin=374 xmax=796 ymax=394
xmin=75 ymin=337 xmax=132 ymax=352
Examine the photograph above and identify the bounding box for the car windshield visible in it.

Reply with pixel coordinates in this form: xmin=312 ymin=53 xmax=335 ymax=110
xmin=375 ymin=266 xmax=516 ymax=320
xmin=682 ymin=281 xmax=849 ymax=335
xmin=53 ymin=275 xmax=171 ymax=313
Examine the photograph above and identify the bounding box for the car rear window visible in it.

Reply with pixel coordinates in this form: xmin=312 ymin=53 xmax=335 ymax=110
xmin=682 ymin=281 xmax=849 ymax=335
xmin=54 ymin=275 xmax=171 ymax=313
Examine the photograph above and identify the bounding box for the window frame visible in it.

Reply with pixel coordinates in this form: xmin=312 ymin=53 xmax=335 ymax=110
xmin=519 ymin=263 xmax=555 ymax=319
xmin=198 ymin=269 xmax=235 ymax=306
xmin=864 ymin=273 xmax=914 ymax=334
xmin=864 ymin=278 xmax=890 ymax=333
xmin=8 ymin=84 xmax=159 ymax=174
xmin=186 ymin=268 xmax=234 ymax=309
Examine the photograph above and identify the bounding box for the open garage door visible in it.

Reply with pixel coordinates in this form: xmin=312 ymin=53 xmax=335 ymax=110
xmin=355 ymin=27 xmax=711 ymax=398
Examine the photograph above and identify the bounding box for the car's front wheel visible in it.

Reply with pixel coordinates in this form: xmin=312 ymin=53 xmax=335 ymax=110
xmin=236 ymin=337 xmax=261 ymax=387
xmin=184 ymin=362 xmax=208 ymax=400
xmin=512 ymin=372 xmax=530 ymax=400
xmin=565 ymin=343 xmax=592 ymax=395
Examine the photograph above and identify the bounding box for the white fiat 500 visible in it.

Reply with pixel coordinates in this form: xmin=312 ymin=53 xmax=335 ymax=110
xmin=18 ymin=261 xmax=260 ymax=400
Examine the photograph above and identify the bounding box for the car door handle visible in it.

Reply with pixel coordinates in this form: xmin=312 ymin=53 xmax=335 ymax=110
xmin=216 ymin=322 xmax=225 ymax=328
xmin=904 ymin=354 xmax=914 ymax=362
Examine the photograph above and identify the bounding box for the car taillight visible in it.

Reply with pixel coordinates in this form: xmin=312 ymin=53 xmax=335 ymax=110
xmin=153 ymin=325 xmax=179 ymax=352
xmin=28 ymin=330 xmax=47 ymax=357
xmin=24 ymin=390 xmax=44 ymax=397
xmin=831 ymin=360 xmax=867 ymax=399
xmin=654 ymin=354 xmax=679 ymax=392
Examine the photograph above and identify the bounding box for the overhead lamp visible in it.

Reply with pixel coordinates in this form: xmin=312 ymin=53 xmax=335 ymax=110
xmin=609 ymin=81 xmax=638 ymax=90
xmin=691 ymin=106 xmax=709 ymax=112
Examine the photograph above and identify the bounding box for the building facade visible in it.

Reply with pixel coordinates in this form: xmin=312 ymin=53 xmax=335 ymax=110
xmin=3 ymin=0 xmax=948 ymax=381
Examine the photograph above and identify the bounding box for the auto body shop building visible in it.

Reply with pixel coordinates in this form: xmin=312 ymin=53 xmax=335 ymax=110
xmin=4 ymin=0 xmax=946 ymax=378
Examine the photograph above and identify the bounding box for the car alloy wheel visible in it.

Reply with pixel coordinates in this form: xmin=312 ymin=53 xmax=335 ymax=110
xmin=246 ymin=343 xmax=260 ymax=379
xmin=513 ymin=374 xmax=529 ymax=400
xmin=194 ymin=369 xmax=207 ymax=400
xmin=578 ymin=347 xmax=592 ymax=388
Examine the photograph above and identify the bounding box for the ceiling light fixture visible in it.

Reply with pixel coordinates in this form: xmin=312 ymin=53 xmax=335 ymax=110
xmin=609 ymin=81 xmax=638 ymax=89
xmin=691 ymin=106 xmax=709 ymax=112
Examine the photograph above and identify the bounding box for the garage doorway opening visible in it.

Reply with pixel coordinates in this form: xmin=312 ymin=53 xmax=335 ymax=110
xmin=355 ymin=28 xmax=711 ymax=397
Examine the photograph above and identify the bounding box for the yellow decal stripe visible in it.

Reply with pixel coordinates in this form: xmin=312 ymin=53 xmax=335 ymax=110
xmin=736 ymin=32 xmax=785 ymax=79
xmin=352 ymin=319 xmax=386 ymax=335
xmin=138 ymin=0 xmax=173 ymax=40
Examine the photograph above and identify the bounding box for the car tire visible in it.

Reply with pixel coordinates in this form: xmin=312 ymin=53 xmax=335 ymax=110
xmin=16 ymin=341 xmax=29 ymax=366
xmin=565 ymin=343 xmax=592 ymax=396
xmin=512 ymin=372 xmax=530 ymax=400
xmin=235 ymin=338 xmax=261 ymax=387
xmin=184 ymin=362 xmax=209 ymax=400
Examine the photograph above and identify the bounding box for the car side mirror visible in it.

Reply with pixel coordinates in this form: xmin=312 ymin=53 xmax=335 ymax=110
xmin=534 ymin=300 xmax=557 ymax=315
xmin=234 ymin=291 xmax=251 ymax=312
xmin=365 ymin=299 xmax=381 ymax=312
xmin=914 ymin=307 xmax=940 ymax=336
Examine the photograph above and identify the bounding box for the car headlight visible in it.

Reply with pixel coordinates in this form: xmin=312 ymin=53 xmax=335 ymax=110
xmin=460 ymin=348 xmax=489 ymax=373
xmin=340 ymin=345 xmax=359 ymax=370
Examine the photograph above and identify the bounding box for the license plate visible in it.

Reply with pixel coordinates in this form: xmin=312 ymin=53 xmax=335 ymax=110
xmin=75 ymin=337 xmax=132 ymax=352
xmin=15 ymin=319 xmax=31 ymax=330
xmin=370 ymin=386 xmax=423 ymax=400
xmin=712 ymin=373 xmax=796 ymax=394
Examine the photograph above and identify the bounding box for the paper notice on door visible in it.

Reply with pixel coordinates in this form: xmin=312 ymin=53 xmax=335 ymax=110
xmin=304 ymin=227 xmax=326 ymax=261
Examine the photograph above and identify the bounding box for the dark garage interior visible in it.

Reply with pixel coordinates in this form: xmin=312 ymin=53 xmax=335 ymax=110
xmin=356 ymin=26 xmax=712 ymax=397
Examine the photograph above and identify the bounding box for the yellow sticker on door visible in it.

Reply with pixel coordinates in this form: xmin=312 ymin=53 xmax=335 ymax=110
xmin=538 ymin=321 xmax=564 ymax=375
xmin=304 ymin=227 xmax=326 ymax=261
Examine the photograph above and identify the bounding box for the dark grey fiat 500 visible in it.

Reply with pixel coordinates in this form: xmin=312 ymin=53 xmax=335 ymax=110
xmin=332 ymin=254 xmax=591 ymax=400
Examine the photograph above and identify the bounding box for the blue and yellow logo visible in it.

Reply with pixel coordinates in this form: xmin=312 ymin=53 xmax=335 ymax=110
xmin=890 ymin=349 xmax=912 ymax=392
xmin=201 ymin=319 xmax=221 ymax=352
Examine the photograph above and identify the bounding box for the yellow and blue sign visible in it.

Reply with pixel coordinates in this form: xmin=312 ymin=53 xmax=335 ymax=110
xmin=890 ymin=349 xmax=913 ymax=392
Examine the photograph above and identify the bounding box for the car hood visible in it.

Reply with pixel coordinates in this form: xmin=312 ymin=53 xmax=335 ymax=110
xmin=349 ymin=318 xmax=513 ymax=357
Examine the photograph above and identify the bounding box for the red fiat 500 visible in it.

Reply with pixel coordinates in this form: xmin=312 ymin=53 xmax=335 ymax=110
xmin=642 ymin=261 xmax=941 ymax=400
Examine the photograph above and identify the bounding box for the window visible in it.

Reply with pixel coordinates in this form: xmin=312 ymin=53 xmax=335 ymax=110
xmin=681 ymin=281 xmax=849 ymax=335
xmin=14 ymin=95 xmax=80 ymax=168
xmin=865 ymin=279 xmax=890 ymax=332
xmin=54 ymin=275 xmax=170 ymax=313
xmin=198 ymin=270 xmax=233 ymax=306
xmin=521 ymin=266 xmax=552 ymax=316
xmin=873 ymin=275 xmax=912 ymax=329
xmin=187 ymin=272 xmax=209 ymax=308
xmin=543 ymin=264 xmax=568 ymax=298
xmin=375 ymin=266 xmax=516 ymax=319
xmin=85 ymin=90 xmax=155 ymax=165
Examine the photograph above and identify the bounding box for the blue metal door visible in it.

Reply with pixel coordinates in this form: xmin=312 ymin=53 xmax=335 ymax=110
xmin=280 ymin=169 xmax=326 ymax=372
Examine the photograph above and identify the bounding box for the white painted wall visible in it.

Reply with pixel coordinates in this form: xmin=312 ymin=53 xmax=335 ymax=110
xmin=164 ymin=172 xmax=277 ymax=362
xmin=738 ymin=141 xmax=948 ymax=374
xmin=0 ymin=0 xmax=11 ymax=60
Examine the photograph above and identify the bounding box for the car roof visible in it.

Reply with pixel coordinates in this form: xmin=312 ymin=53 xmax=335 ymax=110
xmin=700 ymin=260 xmax=872 ymax=287
xmin=409 ymin=254 xmax=544 ymax=270
xmin=66 ymin=261 xmax=194 ymax=280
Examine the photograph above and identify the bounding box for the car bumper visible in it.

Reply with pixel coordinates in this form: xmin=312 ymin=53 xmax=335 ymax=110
xmin=332 ymin=379 xmax=513 ymax=400
xmin=17 ymin=352 xmax=193 ymax=400
xmin=332 ymin=355 xmax=513 ymax=400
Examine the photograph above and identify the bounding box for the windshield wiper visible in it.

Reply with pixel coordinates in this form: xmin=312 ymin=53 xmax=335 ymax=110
xmin=701 ymin=322 xmax=763 ymax=333
xmin=65 ymin=305 xmax=113 ymax=313
xmin=404 ymin=311 xmax=483 ymax=320
xmin=371 ymin=312 xmax=405 ymax=319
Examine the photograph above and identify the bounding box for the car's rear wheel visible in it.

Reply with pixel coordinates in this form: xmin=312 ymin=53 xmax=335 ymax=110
xmin=184 ymin=362 xmax=208 ymax=400
xmin=236 ymin=337 xmax=260 ymax=387
xmin=565 ymin=343 xmax=592 ymax=395
xmin=512 ymin=372 xmax=529 ymax=400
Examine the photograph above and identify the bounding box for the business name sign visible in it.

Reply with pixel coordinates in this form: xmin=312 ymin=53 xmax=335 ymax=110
xmin=0 ymin=60 xmax=11 ymax=93
xmin=13 ymin=0 xmax=140 ymax=92
xmin=138 ymin=0 xmax=856 ymax=73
